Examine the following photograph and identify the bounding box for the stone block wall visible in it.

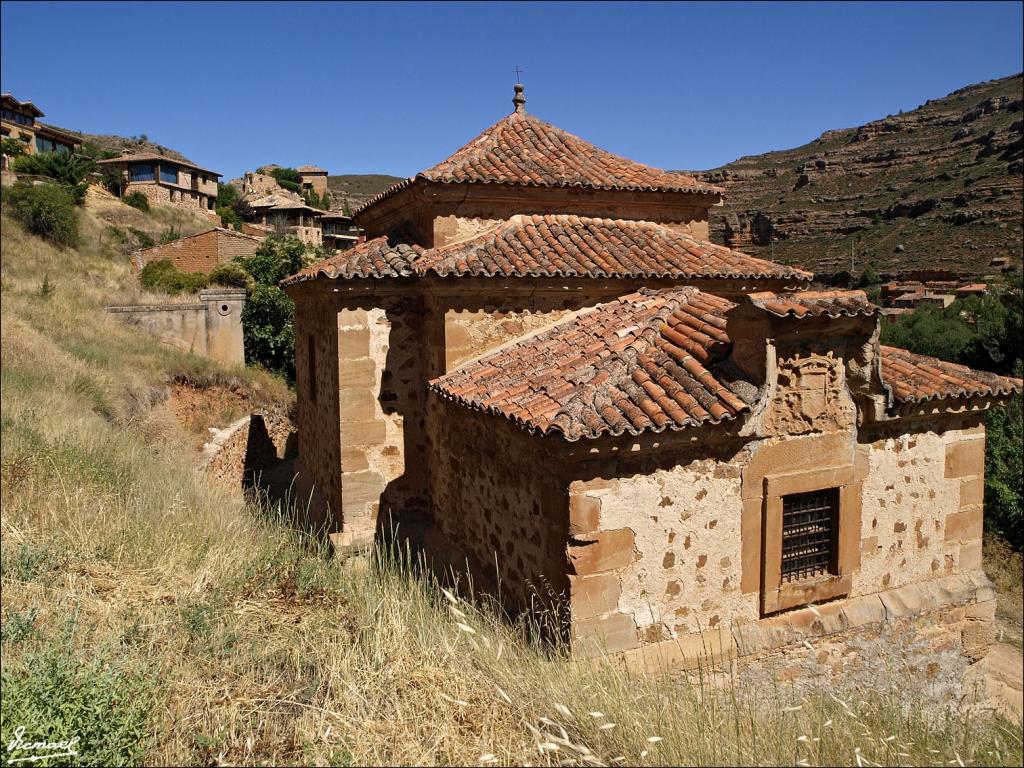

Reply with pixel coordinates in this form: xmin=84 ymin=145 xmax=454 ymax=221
xmin=123 ymin=181 xmax=215 ymax=213
xmin=565 ymin=416 xmax=989 ymax=658
xmin=426 ymin=401 xmax=570 ymax=613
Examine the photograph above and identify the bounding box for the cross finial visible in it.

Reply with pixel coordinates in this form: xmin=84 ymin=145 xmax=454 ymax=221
xmin=512 ymin=70 xmax=526 ymax=115
xmin=513 ymin=65 xmax=523 ymax=83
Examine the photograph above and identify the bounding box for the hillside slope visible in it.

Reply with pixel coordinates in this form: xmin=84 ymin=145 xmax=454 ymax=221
xmin=687 ymin=74 xmax=1023 ymax=277
xmin=326 ymin=173 xmax=403 ymax=211
xmin=50 ymin=124 xmax=195 ymax=163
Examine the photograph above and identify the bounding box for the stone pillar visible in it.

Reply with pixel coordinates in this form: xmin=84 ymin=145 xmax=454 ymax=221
xmin=200 ymin=289 xmax=246 ymax=366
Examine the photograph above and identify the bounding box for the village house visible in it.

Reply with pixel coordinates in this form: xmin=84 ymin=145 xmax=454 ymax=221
xmin=98 ymin=151 xmax=220 ymax=215
xmin=281 ymin=85 xmax=1021 ymax=690
xmin=321 ymin=210 xmax=361 ymax=250
xmin=245 ymin=194 xmax=324 ymax=246
xmin=131 ymin=227 xmax=263 ymax=274
xmin=1 ymin=93 xmax=81 ymax=165
xmin=298 ymin=164 xmax=329 ymax=198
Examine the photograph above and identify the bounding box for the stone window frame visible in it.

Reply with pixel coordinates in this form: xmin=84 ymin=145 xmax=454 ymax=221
xmin=761 ymin=465 xmax=861 ymax=615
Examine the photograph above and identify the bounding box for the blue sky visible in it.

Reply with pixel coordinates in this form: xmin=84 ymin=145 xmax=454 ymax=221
xmin=2 ymin=1 xmax=1021 ymax=181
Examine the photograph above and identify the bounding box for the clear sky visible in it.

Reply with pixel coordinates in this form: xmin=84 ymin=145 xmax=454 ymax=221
xmin=2 ymin=1 xmax=1021 ymax=181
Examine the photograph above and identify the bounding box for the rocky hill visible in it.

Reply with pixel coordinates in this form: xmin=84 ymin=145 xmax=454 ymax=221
xmin=685 ymin=74 xmax=1023 ymax=278
xmin=326 ymin=173 xmax=403 ymax=211
xmin=52 ymin=125 xmax=194 ymax=163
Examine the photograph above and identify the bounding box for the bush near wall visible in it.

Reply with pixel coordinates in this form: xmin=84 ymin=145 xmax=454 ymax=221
xmin=882 ymin=283 xmax=1023 ymax=548
xmin=2 ymin=181 xmax=80 ymax=248
xmin=234 ymin=235 xmax=313 ymax=382
xmin=122 ymin=191 xmax=150 ymax=213
xmin=139 ymin=259 xmax=209 ymax=294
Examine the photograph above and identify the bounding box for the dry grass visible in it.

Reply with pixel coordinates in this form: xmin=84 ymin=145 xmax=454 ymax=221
xmin=2 ymin=201 xmax=1022 ymax=766
xmin=984 ymin=536 xmax=1024 ymax=649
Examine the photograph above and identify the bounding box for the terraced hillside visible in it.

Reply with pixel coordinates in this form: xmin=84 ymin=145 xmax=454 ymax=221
xmin=687 ymin=74 xmax=1023 ymax=277
xmin=326 ymin=173 xmax=404 ymax=211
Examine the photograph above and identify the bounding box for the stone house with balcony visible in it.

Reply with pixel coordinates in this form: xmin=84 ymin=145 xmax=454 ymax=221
xmin=246 ymin=194 xmax=324 ymax=246
xmin=98 ymin=152 xmax=220 ymax=215
xmin=281 ymin=85 xmax=1021 ymax=693
xmin=1 ymin=93 xmax=81 ymax=166
xmin=321 ymin=211 xmax=361 ymax=250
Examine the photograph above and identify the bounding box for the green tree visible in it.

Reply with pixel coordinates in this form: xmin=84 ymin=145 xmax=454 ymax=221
xmin=233 ymin=236 xmax=314 ymax=381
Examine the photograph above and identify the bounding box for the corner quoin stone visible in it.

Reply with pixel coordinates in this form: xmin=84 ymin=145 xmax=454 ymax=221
xmin=567 ymin=528 xmax=637 ymax=575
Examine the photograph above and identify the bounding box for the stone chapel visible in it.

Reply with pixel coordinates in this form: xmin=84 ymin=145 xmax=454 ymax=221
xmin=282 ymin=85 xmax=1020 ymax=685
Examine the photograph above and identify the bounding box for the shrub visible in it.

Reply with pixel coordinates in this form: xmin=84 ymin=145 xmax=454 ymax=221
xmin=122 ymin=191 xmax=150 ymax=212
xmin=0 ymin=626 xmax=157 ymax=766
xmin=3 ymin=181 xmax=80 ymax=247
xmin=10 ymin=151 xmax=96 ymax=192
xmin=128 ymin=227 xmax=154 ymax=248
xmin=159 ymin=225 xmax=180 ymax=244
xmin=139 ymin=258 xmax=209 ymax=295
xmin=1 ymin=136 xmax=26 ymax=158
xmin=985 ymin=386 xmax=1023 ymax=548
xmin=208 ymin=261 xmax=250 ymax=289
xmin=217 ymin=206 xmax=243 ymax=230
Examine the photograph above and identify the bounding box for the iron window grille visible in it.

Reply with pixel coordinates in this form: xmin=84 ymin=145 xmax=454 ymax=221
xmin=781 ymin=488 xmax=839 ymax=582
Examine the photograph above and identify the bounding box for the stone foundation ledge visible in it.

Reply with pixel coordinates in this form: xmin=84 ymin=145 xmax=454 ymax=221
xmin=617 ymin=571 xmax=995 ymax=674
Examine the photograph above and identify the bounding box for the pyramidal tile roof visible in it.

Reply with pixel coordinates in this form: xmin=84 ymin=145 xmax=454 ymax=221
xmin=429 ymin=288 xmax=751 ymax=441
xmin=356 ymin=108 xmax=721 ymax=215
xmin=281 ymin=216 xmax=813 ymax=286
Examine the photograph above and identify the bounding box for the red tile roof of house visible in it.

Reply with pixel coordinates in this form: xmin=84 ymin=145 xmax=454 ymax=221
xmin=429 ymin=288 xmax=751 ymax=441
xmin=747 ymin=290 xmax=878 ymax=318
xmin=356 ymin=106 xmax=721 ymax=215
xmin=428 ymin=290 xmax=1021 ymax=440
xmin=880 ymin=346 xmax=1021 ymax=404
xmin=281 ymin=216 xmax=813 ymax=286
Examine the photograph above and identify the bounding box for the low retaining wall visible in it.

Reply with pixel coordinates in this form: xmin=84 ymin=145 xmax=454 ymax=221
xmin=107 ymin=288 xmax=246 ymax=365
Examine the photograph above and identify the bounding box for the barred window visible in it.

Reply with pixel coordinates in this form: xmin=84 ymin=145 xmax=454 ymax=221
xmin=781 ymin=488 xmax=839 ymax=581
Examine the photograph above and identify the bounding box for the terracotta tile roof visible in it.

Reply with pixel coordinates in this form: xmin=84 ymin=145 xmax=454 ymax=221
xmin=747 ymin=290 xmax=878 ymax=318
xmin=1 ymin=93 xmax=44 ymax=117
xmin=282 ymin=215 xmax=813 ymax=285
xmin=418 ymin=215 xmax=812 ymax=280
xmin=430 ymin=288 xmax=752 ymax=441
xmin=428 ymin=293 xmax=1020 ymax=440
xmin=97 ymin=153 xmax=220 ymax=177
xmin=356 ymin=110 xmax=722 ymax=215
xmin=285 ymin=236 xmax=422 ymax=281
xmin=880 ymin=346 xmax=1022 ymax=404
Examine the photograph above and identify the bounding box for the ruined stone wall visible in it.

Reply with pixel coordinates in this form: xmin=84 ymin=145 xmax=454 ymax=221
xmin=426 ymin=399 xmax=570 ymax=613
